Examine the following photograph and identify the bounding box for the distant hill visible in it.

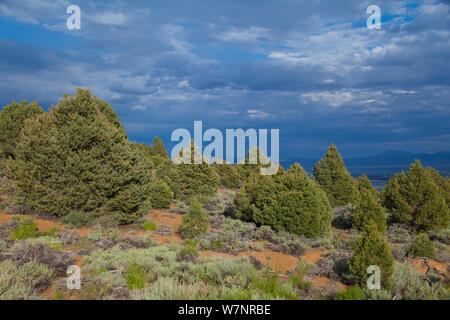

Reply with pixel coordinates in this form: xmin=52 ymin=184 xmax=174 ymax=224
xmin=281 ymin=151 xmax=450 ymax=178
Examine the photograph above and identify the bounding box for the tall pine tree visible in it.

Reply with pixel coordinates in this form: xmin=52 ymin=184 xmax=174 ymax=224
xmin=352 ymin=175 xmax=387 ymax=234
xmin=312 ymin=144 xmax=359 ymax=207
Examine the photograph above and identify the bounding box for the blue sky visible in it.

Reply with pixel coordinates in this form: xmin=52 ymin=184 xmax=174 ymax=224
xmin=0 ymin=0 xmax=449 ymax=160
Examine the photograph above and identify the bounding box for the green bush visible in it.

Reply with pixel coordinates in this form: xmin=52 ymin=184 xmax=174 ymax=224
xmin=235 ymin=163 xmax=332 ymax=238
xmin=381 ymin=160 xmax=449 ymax=231
xmin=409 ymin=233 xmax=436 ymax=259
xmin=6 ymin=89 xmax=153 ymax=224
xmin=391 ymin=263 xmax=447 ymax=300
xmin=180 ymin=239 xmax=199 ymax=257
xmin=0 ymin=259 xmax=52 ymax=299
xmin=348 ymin=221 xmax=394 ymax=289
xmin=179 ymin=198 xmax=209 ymax=239
xmin=312 ymin=144 xmax=360 ymax=207
xmin=334 ymin=286 xmax=366 ymax=300
xmin=10 ymin=219 xmax=38 ymax=240
xmin=149 ymin=179 xmax=174 ymax=209
xmin=142 ymin=220 xmax=157 ymax=231
xmin=126 ymin=263 xmax=148 ymax=290
xmin=61 ymin=210 xmax=91 ymax=228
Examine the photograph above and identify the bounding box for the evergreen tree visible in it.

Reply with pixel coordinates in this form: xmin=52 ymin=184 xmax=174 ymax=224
xmin=235 ymin=163 xmax=332 ymax=238
xmin=150 ymin=136 xmax=169 ymax=158
xmin=381 ymin=160 xmax=449 ymax=231
xmin=179 ymin=198 xmax=209 ymax=239
xmin=149 ymin=179 xmax=174 ymax=209
xmin=171 ymin=140 xmax=219 ymax=202
xmin=0 ymin=100 xmax=43 ymax=160
xmin=348 ymin=220 xmax=394 ymax=289
xmin=426 ymin=167 xmax=450 ymax=207
xmin=352 ymin=175 xmax=387 ymax=234
xmin=213 ymin=162 xmax=241 ymax=189
xmin=312 ymin=144 xmax=359 ymax=207
xmin=6 ymin=89 xmax=153 ymax=224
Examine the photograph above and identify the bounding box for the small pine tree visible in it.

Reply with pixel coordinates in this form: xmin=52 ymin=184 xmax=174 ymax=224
xmin=179 ymin=198 xmax=209 ymax=239
xmin=381 ymin=160 xmax=449 ymax=231
xmin=409 ymin=233 xmax=436 ymax=259
xmin=149 ymin=179 xmax=174 ymax=209
xmin=352 ymin=175 xmax=387 ymax=234
xmin=348 ymin=220 xmax=394 ymax=289
xmin=312 ymin=144 xmax=359 ymax=207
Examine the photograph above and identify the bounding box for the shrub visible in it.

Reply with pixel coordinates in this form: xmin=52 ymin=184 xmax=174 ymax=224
xmin=149 ymin=179 xmax=174 ymax=209
xmin=348 ymin=221 xmax=394 ymax=289
xmin=142 ymin=221 xmax=157 ymax=231
xmin=235 ymin=163 xmax=332 ymax=238
xmin=381 ymin=160 xmax=449 ymax=231
xmin=126 ymin=263 xmax=148 ymax=290
xmin=391 ymin=263 xmax=446 ymax=300
xmin=10 ymin=219 xmax=38 ymax=240
xmin=6 ymin=89 xmax=153 ymax=224
xmin=312 ymin=144 xmax=360 ymax=207
xmin=179 ymin=198 xmax=209 ymax=239
xmin=61 ymin=210 xmax=90 ymax=228
xmin=0 ymin=259 xmax=52 ymax=299
xmin=251 ymin=273 xmax=298 ymax=300
xmin=409 ymin=233 xmax=436 ymax=259
xmin=179 ymin=239 xmax=199 ymax=257
xmin=334 ymin=286 xmax=366 ymax=300
xmin=23 ymin=236 xmax=63 ymax=250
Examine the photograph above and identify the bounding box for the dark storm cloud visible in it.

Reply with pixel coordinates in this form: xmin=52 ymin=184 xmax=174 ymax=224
xmin=0 ymin=0 xmax=449 ymax=158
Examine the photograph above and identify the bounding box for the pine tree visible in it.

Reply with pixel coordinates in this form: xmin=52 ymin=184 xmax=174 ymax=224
xmin=352 ymin=175 xmax=386 ymax=234
xmin=171 ymin=140 xmax=219 ymax=201
xmin=179 ymin=198 xmax=209 ymax=239
xmin=150 ymin=137 xmax=169 ymax=158
xmin=348 ymin=220 xmax=394 ymax=289
xmin=312 ymin=144 xmax=359 ymax=207
xmin=6 ymin=89 xmax=153 ymax=224
xmin=235 ymin=163 xmax=332 ymax=238
xmin=0 ymin=100 xmax=43 ymax=160
xmin=426 ymin=167 xmax=450 ymax=207
xmin=381 ymin=160 xmax=449 ymax=231
xmin=213 ymin=162 xmax=241 ymax=189
xmin=149 ymin=179 xmax=174 ymax=209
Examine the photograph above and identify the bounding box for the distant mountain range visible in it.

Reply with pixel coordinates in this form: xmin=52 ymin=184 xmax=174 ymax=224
xmin=281 ymin=151 xmax=450 ymax=179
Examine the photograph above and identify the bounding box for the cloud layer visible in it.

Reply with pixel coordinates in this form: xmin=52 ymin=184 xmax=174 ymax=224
xmin=0 ymin=0 xmax=449 ymax=159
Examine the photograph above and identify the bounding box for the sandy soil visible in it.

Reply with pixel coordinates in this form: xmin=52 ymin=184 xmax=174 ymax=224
xmin=299 ymin=250 xmax=328 ymax=264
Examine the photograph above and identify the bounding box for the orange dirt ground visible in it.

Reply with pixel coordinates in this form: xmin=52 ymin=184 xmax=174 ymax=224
xmin=311 ymin=276 xmax=348 ymax=291
xmin=411 ymin=258 xmax=449 ymax=277
xmin=299 ymin=250 xmax=328 ymax=264
xmin=199 ymin=248 xmax=298 ymax=273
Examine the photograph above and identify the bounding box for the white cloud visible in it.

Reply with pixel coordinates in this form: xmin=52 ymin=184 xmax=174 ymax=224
xmin=301 ymin=91 xmax=353 ymax=107
xmin=218 ymin=26 xmax=270 ymax=43
xmin=132 ymin=105 xmax=146 ymax=111
xmin=247 ymin=109 xmax=271 ymax=119
xmin=93 ymin=12 xmax=128 ymax=26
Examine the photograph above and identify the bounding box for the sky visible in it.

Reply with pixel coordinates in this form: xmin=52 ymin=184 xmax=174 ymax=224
xmin=0 ymin=0 xmax=449 ymax=160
